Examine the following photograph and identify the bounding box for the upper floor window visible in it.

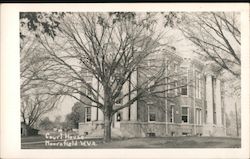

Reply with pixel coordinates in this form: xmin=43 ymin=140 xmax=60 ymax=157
xmin=195 ymin=71 xmax=202 ymax=99
xmin=168 ymin=80 xmax=178 ymax=96
xmin=147 ymin=80 xmax=155 ymax=92
xmin=82 ymin=82 xmax=92 ymax=96
xmin=173 ymin=63 xmax=178 ymax=73
xmin=147 ymin=59 xmax=156 ymax=68
xmin=181 ymin=107 xmax=189 ymax=123
xmin=180 ymin=67 xmax=188 ymax=96
xmin=83 ymin=82 xmax=92 ymax=96
xmin=82 ymin=69 xmax=93 ymax=82
xmin=116 ymin=92 xmax=123 ymax=105
xmin=86 ymin=70 xmax=92 ymax=77
xmin=181 ymin=77 xmax=188 ymax=95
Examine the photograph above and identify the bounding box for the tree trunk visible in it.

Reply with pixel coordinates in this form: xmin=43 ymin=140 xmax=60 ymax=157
xmin=103 ymin=113 xmax=112 ymax=142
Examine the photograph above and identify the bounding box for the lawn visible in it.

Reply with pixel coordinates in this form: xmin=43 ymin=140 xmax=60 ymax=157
xmin=95 ymin=136 xmax=241 ymax=148
xmin=21 ymin=135 xmax=241 ymax=149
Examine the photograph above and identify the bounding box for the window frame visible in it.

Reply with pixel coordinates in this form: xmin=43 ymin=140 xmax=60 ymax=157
xmin=181 ymin=106 xmax=189 ymax=124
xmin=115 ymin=92 xmax=123 ymax=105
xmin=116 ymin=111 xmax=122 ymax=122
xmin=148 ymin=105 xmax=156 ymax=122
xmin=180 ymin=67 xmax=188 ymax=97
xmin=147 ymin=80 xmax=155 ymax=92
xmin=195 ymin=70 xmax=202 ymax=99
xmin=85 ymin=107 xmax=91 ymax=122
xmin=170 ymin=105 xmax=175 ymax=123
xmin=173 ymin=62 xmax=178 ymax=73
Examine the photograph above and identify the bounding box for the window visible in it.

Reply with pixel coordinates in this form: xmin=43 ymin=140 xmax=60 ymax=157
xmin=86 ymin=70 xmax=92 ymax=77
xmin=173 ymin=81 xmax=178 ymax=95
xmin=147 ymin=80 xmax=155 ymax=92
xmin=195 ymin=71 xmax=202 ymax=98
xmin=87 ymin=86 xmax=92 ymax=96
xmin=85 ymin=107 xmax=91 ymax=122
xmin=148 ymin=106 xmax=156 ymax=122
xmin=83 ymin=70 xmax=93 ymax=82
xmin=181 ymin=77 xmax=188 ymax=95
xmin=83 ymin=82 xmax=92 ymax=96
xmin=149 ymin=113 xmax=156 ymax=122
xmin=181 ymin=107 xmax=189 ymax=123
xmin=114 ymin=67 xmax=123 ymax=78
xmin=180 ymin=67 xmax=188 ymax=96
xmin=167 ymin=79 xmax=178 ymax=96
xmin=116 ymin=112 xmax=122 ymax=121
xmin=170 ymin=105 xmax=174 ymax=123
xmin=147 ymin=59 xmax=152 ymax=67
xmin=173 ymin=63 xmax=178 ymax=73
xmin=147 ymin=59 xmax=156 ymax=68
xmin=170 ymin=81 xmax=178 ymax=95
xmin=116 ymin=92 xmax=123 ymax=105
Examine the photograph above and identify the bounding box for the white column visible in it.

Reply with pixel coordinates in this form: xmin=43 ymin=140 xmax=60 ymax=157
xmin=122 ymin=81 xmax=129 ymax=121
xmin=98 ymin=108 xmax=104 ymax=121
xmin=130 ymin=71 xmax=137 ymax=121
xmin=98 ymin=81 xmax=104 ymax=121
xmin=206 ymin=74 xmax=213 ymax=125
xmin=91 ymin=106 xmax=97 ymax=121
xmin=91 ymin=78 xmax=98 ymax=121
xmin=122 ymin=108 xmax=129 ymax=121
xmin=165 ymin=59 xmax=169 ymax=134
xmin=215 ymin=79 xmax=222 ymax=126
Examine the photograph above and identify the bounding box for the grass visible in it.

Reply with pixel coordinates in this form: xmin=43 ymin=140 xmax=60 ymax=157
xmin=95 ymin=136 xmax=241 ymax=148
xmin=21 ymin=135 xmax=241 ymax=149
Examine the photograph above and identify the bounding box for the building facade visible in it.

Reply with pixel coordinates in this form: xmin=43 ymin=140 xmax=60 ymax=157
xmin=78 ymin=49 xmax=226 ymax=137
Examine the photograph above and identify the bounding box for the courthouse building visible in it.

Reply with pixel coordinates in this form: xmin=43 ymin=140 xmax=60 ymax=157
xmin=79 ymin=48 xmax=226 ymax=137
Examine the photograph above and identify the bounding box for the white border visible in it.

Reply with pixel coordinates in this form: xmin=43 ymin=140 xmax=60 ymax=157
xmin=1 ymin=3 xmax=249 ymax=159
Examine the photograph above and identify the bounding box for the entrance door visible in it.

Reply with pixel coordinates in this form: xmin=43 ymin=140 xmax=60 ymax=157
xmin=113 ymin=111 xmax=122 ymax=128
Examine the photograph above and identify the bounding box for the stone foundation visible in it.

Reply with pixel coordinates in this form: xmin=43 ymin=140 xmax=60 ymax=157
xmin=202 ymin=124 xmax=226 ymax=136
xmin=79 ymin=121 xmax=104 ymax=135
xmin=79 ymin=121 xmax=226 ymax=138
xmin=120 ymin=121 xmax=167 ymax=137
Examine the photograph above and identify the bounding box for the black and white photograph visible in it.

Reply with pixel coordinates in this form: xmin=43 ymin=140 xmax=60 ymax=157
xmin=19 ymin=11 xmax=242 ymax=149
xmin=1 ymin=3 xmax=249 ymax=159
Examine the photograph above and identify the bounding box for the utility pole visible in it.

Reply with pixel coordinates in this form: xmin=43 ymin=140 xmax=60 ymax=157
xmin=235 ymin=102 xmax=239 ymax=137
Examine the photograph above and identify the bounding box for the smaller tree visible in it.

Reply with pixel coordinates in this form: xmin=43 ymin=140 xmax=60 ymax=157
xmin=164 ymin=12 xmax=240 ymax=79
xmin=225 ymin=108 xmax=241 ymax=137
xmin=65 ymin=102 xmax=85 ymax=129
xmin=39 ymin=117 xmax=54 ymax=130
xmin=21 ymin=92 xmax=60 ymax=135
xmin=20 ymin=28 xmax=62 ymax=136
xmin=54 ymin=115 xmax=62 ymax=127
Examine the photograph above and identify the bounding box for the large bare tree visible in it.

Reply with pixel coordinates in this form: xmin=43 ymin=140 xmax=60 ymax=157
xmin=30 ymin=12 xmax=185 ymax=142
xmin=20 ymin=29 xmax=61 ymax=135
xmin=176 ymin=12 xmax=241 ymax=79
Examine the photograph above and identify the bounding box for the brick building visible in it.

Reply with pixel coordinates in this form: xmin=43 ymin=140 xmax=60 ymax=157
xmin=78 ymin=49 xmax=226 ymax=137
